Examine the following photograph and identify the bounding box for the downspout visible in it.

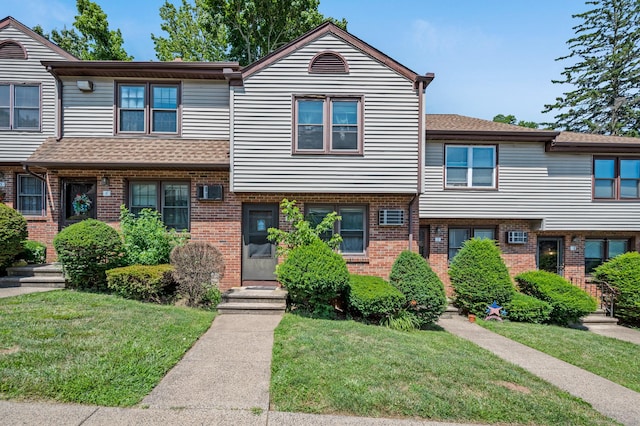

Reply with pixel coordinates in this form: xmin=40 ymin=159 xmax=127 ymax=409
xmin=46 ymin=65 xmax=64 ymax=141
xmin=22 ymin=164 xmax=55 ymax=213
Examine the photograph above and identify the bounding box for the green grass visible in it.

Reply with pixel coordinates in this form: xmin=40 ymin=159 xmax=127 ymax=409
xmin=0 ymin=290 xmax=214 ymax=406
xmin=271 ymin=314 xmax=617 ymax=425
xmin=480 ymin=320 xmax=640 ymax=392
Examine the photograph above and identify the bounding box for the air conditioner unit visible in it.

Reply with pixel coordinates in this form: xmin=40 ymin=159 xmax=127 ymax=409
xmin=507 ymin=231 xmax=528 ymax=244
xmin=379 ymin=209 xmax=405 ymax=226
xmin=197 ymin=184 xmax=223 ymax=201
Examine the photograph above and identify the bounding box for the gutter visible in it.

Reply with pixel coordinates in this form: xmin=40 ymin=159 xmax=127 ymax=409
xmin=408 ymin=194 xmax=419 ymax=251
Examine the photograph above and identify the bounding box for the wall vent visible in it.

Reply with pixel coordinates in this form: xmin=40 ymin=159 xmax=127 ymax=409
xmin=0 ymin=41 xmax=27 ymax=60
xmin=379 ymin=209 xmax=405 ymax=226
xmin=196 ymin=184 xmax=223 ymax=201
xmin=309 ymin=51 xmax=348 ymax=74
xmin=506 ymin=231 xmax=528 ymax=244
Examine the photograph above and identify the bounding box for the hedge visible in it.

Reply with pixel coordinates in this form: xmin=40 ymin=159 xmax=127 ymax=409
xmin=515 ymin=270 xmax=596 ymax=325
xmin=348 ymin=274 xmax=404 ymax=322
xmin=592 ymin=252 xmax=640 ymax=327
xmin=106 ymin=264 xmax=176 ymax=303
xmin=505 ymin=292 xmax=553 ymax=324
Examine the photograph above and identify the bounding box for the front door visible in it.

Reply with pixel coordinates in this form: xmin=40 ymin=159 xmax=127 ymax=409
xmin=242 ymin=204 xmax=278 ymax=282
xmin=537 ymin=237 xmax=564 ymax=275
xmin=61 ymin=179 xmax=97 ymax=230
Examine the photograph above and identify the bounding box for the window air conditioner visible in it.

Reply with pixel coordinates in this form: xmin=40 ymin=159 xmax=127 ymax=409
xmin=379 ymin=209 xmax=405 ymax=226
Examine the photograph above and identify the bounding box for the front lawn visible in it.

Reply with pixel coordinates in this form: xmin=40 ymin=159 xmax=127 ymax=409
xmin=480 ymin=320 xmax=640 ymax=392
xmin=0 ymin=291 xmax=214 ymax=406
xmin=271 ymin=314 xmax=616 ymax=425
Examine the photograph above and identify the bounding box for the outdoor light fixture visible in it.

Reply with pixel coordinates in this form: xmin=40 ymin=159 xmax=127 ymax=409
xmin=101 ymin=176 xmax=110 ymax=186
xmin=76 ymin=80 xmax=94 ymax=92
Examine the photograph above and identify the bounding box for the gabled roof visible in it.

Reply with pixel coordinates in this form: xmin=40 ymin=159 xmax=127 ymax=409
xmin=242 ymin=21 xmax=433 ymax=87
xmin=25 ymin=137 xmax=230 ymax=170
xmin=426 ymin=114 xmax=559 ymax=142
xmin=0 ymin=16 xmax=77 ymax=60
xmin=426 ymin=114 xmax=640 ymax=153
xmin=41 ymin=60 xmax=242 ymax=81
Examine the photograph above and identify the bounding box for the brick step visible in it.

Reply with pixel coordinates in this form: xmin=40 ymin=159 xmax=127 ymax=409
xmin=0 ymin=275 xmax=66 ymax=288
xmin=7 ymin=263 xmax=64 ymax=278
xmin=217 ymin=302 xmax=286 ymax=315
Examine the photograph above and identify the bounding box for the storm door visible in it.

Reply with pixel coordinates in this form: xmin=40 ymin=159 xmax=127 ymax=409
xmin=537 ymin=237 xmax=564 ymax=275
xmin=61 ymin=179 xmax=97 ymax=229
xmin=242 ymin=204 xmax=278 ymax=282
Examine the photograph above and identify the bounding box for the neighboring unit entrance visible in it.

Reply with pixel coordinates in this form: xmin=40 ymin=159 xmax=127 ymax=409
xmin=60 ymin=179 xmax=97 ymax=230
xmin=537 ymin=237 xmax=564 ymax=275
xmin=242 ymin=203 xmax=278 ymax=282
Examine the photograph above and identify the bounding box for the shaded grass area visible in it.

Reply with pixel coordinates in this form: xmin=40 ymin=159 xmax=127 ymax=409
xmin=480 ymin=320 xmax=640 ymax=392
xmin=0 ymin=291 xmax=214 ymax=406
xmin=271 ymin=314 xmax=617 ymax=425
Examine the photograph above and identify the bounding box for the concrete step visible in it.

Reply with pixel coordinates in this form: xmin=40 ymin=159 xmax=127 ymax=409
xmin=439 ymin=304 xmax=459 ymax=319
xmin=218 ymin=286 xmax=287 ymax=315
xmin=217 ymin=302 xmax=286 ymax=315
xmin=7 ymin=263 xmax=64 ymax=278
xmin=581 ymin=311 xmax=619 ymax=325
xmin=0 ymin=275 xmax=66 ymax=288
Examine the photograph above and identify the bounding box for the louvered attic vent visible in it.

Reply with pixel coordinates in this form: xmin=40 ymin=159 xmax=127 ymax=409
xmin=0 ymin=41 xmax=27 ymax=59
xmin=379 ymin=209 xmax=405 ymax=226
xmin=197 ymin=184 xmax=223 ymax=201
xmin=309 ymin=51 xmax=348 ymax=74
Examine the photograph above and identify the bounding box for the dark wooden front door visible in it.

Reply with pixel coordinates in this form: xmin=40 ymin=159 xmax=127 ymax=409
xmin=60 ymin=179 xmax=97 ymax=230
xmin=242 ymin=203 xmax=278 ymax=282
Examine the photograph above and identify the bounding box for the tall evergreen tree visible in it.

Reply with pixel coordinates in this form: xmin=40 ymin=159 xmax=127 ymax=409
xmin=38 ymin=0 xmax=131 ymax=60
xmin=543 ymin=0 xmax=640 ymax=136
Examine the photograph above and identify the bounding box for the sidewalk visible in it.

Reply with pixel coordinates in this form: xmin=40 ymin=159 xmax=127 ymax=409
xmin=0 ymin=286 xmax=61 ymax=298
xmin=438 ymin=315 xmax=640 ymax=426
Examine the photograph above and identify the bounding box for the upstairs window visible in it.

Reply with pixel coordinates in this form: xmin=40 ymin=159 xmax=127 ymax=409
xmin=117 ymin=83 xmax=179 ymax=134
xmin=445 ymin=145 xmax=496 ymax=188
xmin=0 ymin=84 xmax=40 ymax=130
xmin=294 ymin=96 xmax=362 ymax=154
xmin=594 ymin=157 xmax=640 ymax=200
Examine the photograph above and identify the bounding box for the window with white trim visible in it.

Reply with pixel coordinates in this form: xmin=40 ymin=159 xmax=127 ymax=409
xmin=17 ymin=174 xmax=45 ymax=216
xmin=294 ymin=96 xmax=362 ymax=154
xmin=129 ymin=181 xmax=189 ymax=230
xmin=445 ymin=145 xmax=496 ymax=188
xmin=307 ymin=204 xmax=367 ymax=254
xmin=117 ymin=83 xmax=179 ymax=134
xmin=0 ymin=83 xmax=40 ymax=130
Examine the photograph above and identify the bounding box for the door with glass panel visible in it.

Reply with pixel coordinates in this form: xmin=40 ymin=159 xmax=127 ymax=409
xmin=537 ymin=237 xmax=564 ymax=275
xmin=61 ymin=179 xmax=96 ymax=229
xmin=242 ymin=204 xmax=278 ymax=282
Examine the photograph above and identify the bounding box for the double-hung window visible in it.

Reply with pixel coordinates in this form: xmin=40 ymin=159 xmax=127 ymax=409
xmin=0 ymin=83 xmax=40 ymax=130
xmin=585 ymin=238 xmax=629 ymax=273
xmin=307 ymin=204 xmax=367 ymax=254
xmin=445 ymin=145 xmax=496 ymax=188
xmin=17 ymin=174 xmax=45 ymax=216
xmin=117 ymin=83 xmax=179 ymax=134
xmin=129 ymin=181 xmax=189 ymax=230
xmin=448 ymin=227 xmax=495 ymax=259
xmin=594 ymin=157 xmax=640 ymax=200
xmin=295 ymin=96 xmax=362 ymax=154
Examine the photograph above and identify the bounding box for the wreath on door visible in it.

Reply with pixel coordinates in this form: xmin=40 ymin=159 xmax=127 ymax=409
xmin=72 ymin=193 xmax=92 ymax=216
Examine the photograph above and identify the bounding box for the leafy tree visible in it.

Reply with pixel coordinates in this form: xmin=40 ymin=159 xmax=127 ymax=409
xmin=543 ymin=0 xmax=640 ymax=136
xmin=493 ymin=114 xmax=539 ymax=129
xmin=155 ymin=0 xmax=347 ymax=65
xmin=152 ymin=0 xmax=227 ymax=61
xmin=38 ymin=0 xmax=131 ymax=60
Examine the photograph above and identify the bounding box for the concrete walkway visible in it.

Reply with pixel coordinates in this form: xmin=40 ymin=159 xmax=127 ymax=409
xmin=438 ymin=315 xmax=640 ymax=426
xmin=0 ymin=286 xmax=61 ymax=298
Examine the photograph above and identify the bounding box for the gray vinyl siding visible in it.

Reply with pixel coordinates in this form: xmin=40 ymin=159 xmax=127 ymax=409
xmin=232 ymin=33 xmax=420 ymax=193
xmin=62 ymin=78 xmax=229 ymax=138
xmin=422 ymin=141 xmax=640 ymax=231
xmin=0 ymin=26 xmax=67 ymax=162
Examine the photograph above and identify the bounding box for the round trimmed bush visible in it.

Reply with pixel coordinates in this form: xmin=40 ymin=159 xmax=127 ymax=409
xmin=515 ymin=270 xmax=596 ymax=325
xmin=389 ymin=250 xmax=447 ymax=327
xmin=505 ymin=292 xmax=552 ymax=324
xmin=592 ymin=252 xmax=640 ymax=326
xmin=449 ymin=238 xmax=515 ymax=315
xmin=53 ymin=219 xmax=124 ymax=291
xmin=0 ymin=204 xmax=28 ymax=270
xmin=348 ymin=274 xmax=404 ymax=322
xmin=276 ymin=239 xmax=349 ymax=314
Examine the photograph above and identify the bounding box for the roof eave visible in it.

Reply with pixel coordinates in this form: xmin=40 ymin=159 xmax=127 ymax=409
xmin=22 ymin=161 xmax=230 ymax=170
xmin=427 ymin=130 xmax=559 ymax=142
xmin=547 ymin=141 xmax=640 ymax=153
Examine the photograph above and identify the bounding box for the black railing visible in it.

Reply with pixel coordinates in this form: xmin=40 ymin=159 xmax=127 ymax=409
xmin=570 ymin=276 xmax=617 ymax=317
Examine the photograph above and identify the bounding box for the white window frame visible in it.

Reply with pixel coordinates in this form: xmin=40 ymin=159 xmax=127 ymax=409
xmin=17 ymin=174 xmax=45 ymax=216
xmin=445 ymin=145 xmax=497 ymax=188
xmin=128 ymin=180 xmax=190 ymax=231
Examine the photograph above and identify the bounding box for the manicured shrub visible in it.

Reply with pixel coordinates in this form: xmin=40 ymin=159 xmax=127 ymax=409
xmin=120 ymin=205 xmax=188 ymax=265
xmin=593 ymin=252 xmax=640 ymax=326
xmin=106 ymin=264 xmax=176 ymax=303
xmin=389 ymin=250 xmax=447 ymax=327
xmin=505 ymin=292 xmax=553 ymax=324
xmin=53 ymin=219 xmax=124 ymax=291
xmin=515 ymin=270 xmax=597 ymax=325
xmin=0 ymin=204 xmax=28 ymax=270
xmin=19 ymin=240 xmax=47 ymax=264
xmin=348 ymin=274 xmax=404 ymax=322
xmin=449 ymin=238 xmax=515 ymax=315
xmin=276 ymin=239 xmax=349 ymax=315
xmin=170 ymin=241 xmax=225 ymax=308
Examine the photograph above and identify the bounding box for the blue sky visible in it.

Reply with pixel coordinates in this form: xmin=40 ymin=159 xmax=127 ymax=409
xmin=3 ymin=0 xmax=588 ymax=124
